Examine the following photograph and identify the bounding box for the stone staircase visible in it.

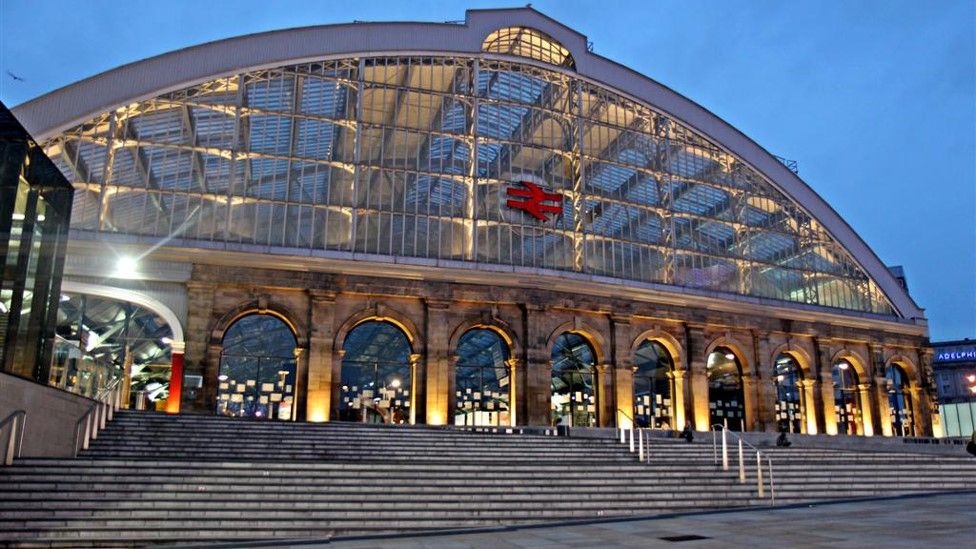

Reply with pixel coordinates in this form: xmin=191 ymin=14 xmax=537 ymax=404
xmin=1 ymin=411 xmax=974 ymax=547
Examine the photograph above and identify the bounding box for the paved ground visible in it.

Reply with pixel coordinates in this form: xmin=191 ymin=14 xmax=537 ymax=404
xmin=315 ymin=492 xmax=976 ymax=548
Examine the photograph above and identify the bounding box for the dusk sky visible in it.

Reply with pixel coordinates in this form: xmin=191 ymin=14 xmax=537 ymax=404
xmin=1 ymin=0 xmax=973 ymax=340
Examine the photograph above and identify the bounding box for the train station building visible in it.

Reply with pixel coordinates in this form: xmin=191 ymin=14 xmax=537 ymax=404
xmin=10 ymin=7 xmax=937 ymax=436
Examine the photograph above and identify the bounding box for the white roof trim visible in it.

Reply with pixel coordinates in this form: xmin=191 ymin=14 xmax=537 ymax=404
xmin=12 ymin=7 xmax=924 ymax=321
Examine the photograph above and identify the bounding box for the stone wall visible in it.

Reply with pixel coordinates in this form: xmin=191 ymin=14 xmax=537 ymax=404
xmin=180 ymin=264 xmax=934 ymax=436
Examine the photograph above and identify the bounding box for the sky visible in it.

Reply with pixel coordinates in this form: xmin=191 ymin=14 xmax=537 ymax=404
xmin=1 ymin=0 xmax=973 ymax=340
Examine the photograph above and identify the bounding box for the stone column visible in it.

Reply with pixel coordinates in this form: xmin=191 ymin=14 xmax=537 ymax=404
xmin=204 ymin=342 xmax=223 ymax=415
xmin=670 ymin=367 xmax=688 ymax=430
xmin=686 ymin=326 xmax=709 ymax=431
xmin=409 ymin=353 xmax=422 ymax=425
xmin=506 ymin=357 xmax=518 ymax=426
xmin=292 ymin=347 xmax=306 ymax=421
xmin=424 ymin=301 xmax=451 ymax=426
xmin=916 ymin=347 xmax=937 ymax=437
xmin=331 ymin=349 xmax=345 ymax=420
xmin=610 ymin=316 xmax=632 ymax=428
xmin=908 ymin=386 xmax=923 ymax=438
xmin=524 ymin=305 xmax=551 ymax=426
xmin=798 ymin=379 xmax=819 ymax=434
xmin=184 ymin=281 xmax=216 ymax=413
xmin=753 ymin=333 xmax=776 ymax=432
xmin=857 ymin=383 xmax=875 ymax=436
xmin=306 ymin=291 xmax=335 ymax=422
xmin=742 ymin=374 xmax=758 ymax=432
xmin=813 ymin=338 xmax=835 ymax=435
xmin=875 ymin=375 xmax=893 ymax=437
xmin=596 ymin=363 xmax=612 ymax=427
xmin=164 ymin=341 xmax=186 ymax=414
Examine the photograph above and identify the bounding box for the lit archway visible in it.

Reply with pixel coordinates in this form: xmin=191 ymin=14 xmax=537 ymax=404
xmin=551 ymin=332 xmax=597 ymax=427
xmin=454 ymin=328 xmax=512 ymax=426
xmin=832 ymin=359 xmax=862 ymax=435
xmin=633 ymin=340 xmax=674 ymax=429
xmin=216 ymin=314 xmax=298 ymax=420
xmin=707 ymin=347 xmax=745 ymax=431
xmin=886 ymin=364 xmax=914 ymax=437
xmin=340 ymin=320 xmax=413 ymax=424
xmin=774 ymin=353 xmax=804 ymax=433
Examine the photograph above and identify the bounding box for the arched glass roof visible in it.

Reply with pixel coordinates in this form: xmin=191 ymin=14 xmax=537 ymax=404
xmin=39 ymin=54 xmax=896 ymax=315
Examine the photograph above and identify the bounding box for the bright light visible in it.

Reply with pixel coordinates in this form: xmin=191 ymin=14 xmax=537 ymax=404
xmin=390 ymin=378 xmax=402 ymax=388
xmin=966 ymin=374 xmax=976 ymax=383
xmin=218 ymin=374 xmax=228 ymax=381
xmin=724 ymin=353 xmax=735 ymax=360
xmin=970 ymin=386 xmax=976 ymax=394
xmin=776 ymin=374 xmax=785 ymax=382
xmin=60 ymin=294 xmax=71 ymax=302
xmin=115 ymin=256 xmax=139 ymax=277
xmin=0 ymin=302 xmax=6 ymax=313
xmin=161 ymin=337 xmax=173 ymax=345
xmin=838 ymin=362 xmax=849 ymax=370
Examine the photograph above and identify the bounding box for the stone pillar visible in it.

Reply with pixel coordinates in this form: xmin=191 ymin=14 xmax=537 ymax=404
xmin=670 ymin=367 xmax=688 ymax=430
xmin=813 ymin=338 xmax=835 ymax=435
xmin=204 ymin=342 xmax=223 ymax=414
xmin=908 ymin=386 xmax=923 ymax=438
xmin=742 ymin=374 xmax=758 ymax=432
xmin=753 ymin=333 xmax=776 ymax=432
xmin=409 ymin=353 xmax=422 ymax=425
xmin=306 ymin=291 xmax=335 ymax=422
xmin=424 ymin=301 xmax=451 ymax=426
xmin=292 ymin=347 xmax=307 ymax=421
xmin=164 ymin=341 xmax=186 ymax=414
xmin=596 ymin=363 xmax=612 ymax=427
xmin=524 ymin=305 xmax=550 ymax=426
xmin=798 ymin=379 xmax=819 ymax=434
xmin=686 ymin=326 xmax=709 ymax=431
xmin=857 ymin=383 xmax=875 ymax=436
xmin=331 ymin=349 xmax=345 ymax=420
xmin=184 ymin=281 xmax=216 ymax=413
xmin=610 ymin=316 xmax=632 ymax=428
xmin=506 ymin=357 xmax=518 ymax=426
xmin=916 ymin=347 xmax=937 ymax=437
xmin=875 ymin=374 xmax=893 ymax=437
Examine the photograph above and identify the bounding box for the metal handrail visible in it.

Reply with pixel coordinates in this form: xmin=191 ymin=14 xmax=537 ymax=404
xmin=0 ymin=411 xmax=27 ymax=466
xmin=73 ymin=379 xmax=123 ymax=457
xmin=616 ymin=408 xmax=650 ymax=463
xmin=711 ymin=424 xmax=775 ymax=503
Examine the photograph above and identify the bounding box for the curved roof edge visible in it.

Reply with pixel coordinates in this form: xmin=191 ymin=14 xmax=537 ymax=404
xmin=12 ymin=6 xmax=925 ymax=322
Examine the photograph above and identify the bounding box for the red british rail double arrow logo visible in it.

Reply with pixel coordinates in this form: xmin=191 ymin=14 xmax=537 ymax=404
xmin=505 ymin=181 xmax=563 ymax=222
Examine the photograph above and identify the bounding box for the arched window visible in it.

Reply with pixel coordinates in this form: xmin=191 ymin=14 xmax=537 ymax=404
xmin=455 ymin=328 xmax=512 ymax=426
xmin=340 ymin=321 xmax=413 ymax=424
xmin=550 ymin=332 xmax=597 ymax=427
xmin=886 ymin=364 xmax=914 ymax=437
xmin=216 ymin=314 xmax=297 ymax=420
xmin=774 ymin=354 xmax=804 ymax=434
xmin=832 ymin=360 xmax=861 ymax=435
xmin=482 ymin=26 xmax=575 ymax=69
xmin=707 ymin=348 xmax=745 ymax=431
xmin=633 ymin=340 xmax=673 ymax=429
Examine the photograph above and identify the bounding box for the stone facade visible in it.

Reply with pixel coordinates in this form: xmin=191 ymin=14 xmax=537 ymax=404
xmin=181 ymin=263 xmax=935 ymax=436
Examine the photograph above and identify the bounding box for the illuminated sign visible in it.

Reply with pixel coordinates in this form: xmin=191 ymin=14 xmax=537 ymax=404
xmin=934 ymin=347 xmax=976 ymax=363
xmin=505 ymin=181 xmax=563 ymax=222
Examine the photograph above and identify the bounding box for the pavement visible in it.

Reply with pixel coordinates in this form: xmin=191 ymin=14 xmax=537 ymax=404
xmin=316 ymin=492 xmax=976 ymax=548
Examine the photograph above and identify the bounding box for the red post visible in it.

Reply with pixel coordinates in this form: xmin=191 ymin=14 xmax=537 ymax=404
xmin=165 ymin=342 xmax=185 ymax=414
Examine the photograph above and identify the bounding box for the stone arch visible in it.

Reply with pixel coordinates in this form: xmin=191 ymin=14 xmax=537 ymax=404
xmin=705 ymin=335 xmax=751 ymax=372
xmin=769 ymin=342 xmax=815 ymax=379
xmin=884 ymin=353 xmax=920 ymax=383
xmin=210 ymin=298 xmax=305 ymax=348
xmin=448 ymin=313 xmax=522 ymax=361
xmin=546 ymin=320 xmax=607 ymax=365
xmin=830 ymin=348 xmax=869 ymax=380
xmin=333 ymin=304 xmax=421 ymax=354
xmin=630 ymin=329 xmax=683 ymax=365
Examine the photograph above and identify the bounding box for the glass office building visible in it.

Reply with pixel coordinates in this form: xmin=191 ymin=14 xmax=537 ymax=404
xmin=0 ymin=102 xmax=73 ymax=383
xmin=12 ymin=8 xmax=935 ymax=435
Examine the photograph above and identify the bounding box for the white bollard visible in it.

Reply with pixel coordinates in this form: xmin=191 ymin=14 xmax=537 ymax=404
xmin=644 ymin=430 xmax=651 ymax=463
xmin=629 ymin=428 xmax=635 ymax=453
xmin=638 ymin=428 xmax=645 ymax=461
xmin=620 ymin=427 xmax=626 ymax=444
xmin=721 ymin=428 xmax=729 ymax=471
xmin=737 ymin=439 xmax=745 ymax=483
xmin=756 ymin=451 xmax=765 ymax=498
